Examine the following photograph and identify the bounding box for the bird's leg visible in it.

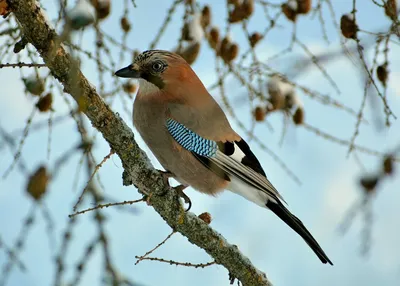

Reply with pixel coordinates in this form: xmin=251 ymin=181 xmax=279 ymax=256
xmin=158 ymin=169 xmax=174 ymax=186
xmin=157 ymin=170 xmax=192 ymax=211
xmin=174 ymin=185 xmax=192 ymax=212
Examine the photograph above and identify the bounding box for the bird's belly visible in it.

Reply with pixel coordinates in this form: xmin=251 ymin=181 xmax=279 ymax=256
xmin=176 ymin=144 xmax=228 ymax=193
xmin=133 ymin=111 xmax=227 ymax=195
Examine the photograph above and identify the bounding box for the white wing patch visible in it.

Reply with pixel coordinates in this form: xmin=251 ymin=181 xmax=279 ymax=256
xmin=230 ymin=142 xmax=246 ymax=162
xmin=228 ymin=177 xmax=277 ymax=207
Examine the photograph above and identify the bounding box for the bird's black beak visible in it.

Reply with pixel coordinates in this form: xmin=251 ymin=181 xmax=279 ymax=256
xmin=115 ymin=65 xmax=141 ymax=78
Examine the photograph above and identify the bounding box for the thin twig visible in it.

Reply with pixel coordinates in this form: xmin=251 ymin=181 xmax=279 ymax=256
xmin=135 ymin=230 xmax=176 ymax=265
xmin=0 ymin=62 xmax=46 ymax=68
xmin=72 ymin=149 xmax=115 ymax=211
xmin=134 ymin=256 xmax=216 ymax=268
xmin=69 ymin=198 xmax=145 ymax=218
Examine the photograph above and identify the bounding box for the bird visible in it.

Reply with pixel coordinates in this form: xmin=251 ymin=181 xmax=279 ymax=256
xmin=115 ymin=50 xmax=333 ymax=265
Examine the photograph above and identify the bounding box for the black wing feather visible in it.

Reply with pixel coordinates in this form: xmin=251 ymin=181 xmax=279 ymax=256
xmin=235 ymin=139 xmax=266 ymax=177
xmin=194 ymin=139 xmax=267 ymax=184
xmin=191 ymin=152 xmax=230 ymax=181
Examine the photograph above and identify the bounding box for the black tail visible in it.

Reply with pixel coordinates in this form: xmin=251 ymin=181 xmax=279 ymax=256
xmin=266 ymin=200 xmax=333 ymax=265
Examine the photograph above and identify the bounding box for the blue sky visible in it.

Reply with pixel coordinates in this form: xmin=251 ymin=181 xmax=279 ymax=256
xmin=1 ymin=1 xmax=400 ymax=286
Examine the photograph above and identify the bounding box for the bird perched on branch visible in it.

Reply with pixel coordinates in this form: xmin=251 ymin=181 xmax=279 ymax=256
xmin=115 ymin=50 xmax=333 ymax=265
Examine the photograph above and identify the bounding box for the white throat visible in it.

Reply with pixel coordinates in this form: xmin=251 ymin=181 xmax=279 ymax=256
xmin=138 ymin=78 xmax=160 ymax=95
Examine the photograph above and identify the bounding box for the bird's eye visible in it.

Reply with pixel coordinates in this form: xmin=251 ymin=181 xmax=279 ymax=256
xmin=152 ymin=61 xmax=164 ymax=72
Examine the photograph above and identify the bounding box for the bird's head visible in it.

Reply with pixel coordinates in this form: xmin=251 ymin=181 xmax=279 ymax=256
xmin=115 ymin=50 xmax=196 ymax=96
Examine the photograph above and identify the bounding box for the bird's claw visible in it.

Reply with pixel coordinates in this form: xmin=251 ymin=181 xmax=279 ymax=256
xmin=228 ymin=272 xmax=237 ymax=285
xmin=158 ymin=169 xmax=174 ymax=186
xmin=174 ymin=185 xmax=192 ymax=212
xmin=158 ymin=170 xmax=192 ymax=211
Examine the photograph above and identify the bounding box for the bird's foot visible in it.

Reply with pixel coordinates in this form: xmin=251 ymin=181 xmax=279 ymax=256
xmin=158 ymin=169 xmax=174 ymax=186
xmin=228 ymin=272 xmax=237 ymax=285
xmin=174 ymin=185 xmax=192 ymax=212
xmin=157 ymin=170 xmax=192 ymax=211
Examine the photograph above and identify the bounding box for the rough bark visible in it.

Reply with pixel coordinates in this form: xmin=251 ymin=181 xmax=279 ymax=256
xmin=7 ymin=0 xmax=272 ymax=285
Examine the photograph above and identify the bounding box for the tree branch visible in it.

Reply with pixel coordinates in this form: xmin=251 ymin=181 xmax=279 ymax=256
xmin=7 ymin=0 xmax=272 ymax=285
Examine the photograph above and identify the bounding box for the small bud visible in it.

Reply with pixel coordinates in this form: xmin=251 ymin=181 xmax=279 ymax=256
xmin=177 ymin=42 xmax=201 ymax=65
xmin=190 ymin=14 xmax=205 ymax=42
xmin=296 ymin=0 xmax=311 ymax=14
xmin=254 ymin=106 xmax=266 ymax=122
xmin=242 ymin=0 xmax=254 ymax=17
xmin=120 ymin=17 xmax=131 ymax=32
xmin=222 ymin=43 xmax=239 ymax=63
xmin=123 ymin=81 xmax=138 ymax=94
xmin=228 ymin=0 xmax=254 ymax=23
xmin=201 ymin=5 xmax=211 ymax=28
xmin=198 ymin=212 xmax=212 ymax=224
xmin=282 ymin=1 xmax=298 ymax=22
xmin=91 ymin=0 xmax=111 ymax=20
xmin=383 ymin=155 xmax=394 ymax=175
xmin=208 ymin=27 xmax=220 ymax=49
xmin=36 ymin=93 xmax=53 ymax=112
xmin=79 ymin=140 xmax=93 ymax=152
xmin=268 ymin=92 xmax=284 ymax=111
xmin=360 ymin=176 xmax=379 ymax=193
xmin=68 ymin=0 xmax=96 ymax=30
xmin=228 ymin=8 xmax=244 ymax=23
xmin=96 ymin=39 xmax=103 ymax=48
xmin=292 ymin=107 xmax=304 ymax=125
xmin=384 ymin=0 xmax=398 ymax=21
xmin=249 ymin=32 xmax=262 ymax=47
xmin=228 ymin=43 xmax=239 ymax=61
xmin=23 ymin=75 xmax=45 ymax=96
xmin=0 ymin=0 xmax=10 ymax=17
xmin=267 ymin=75 xmax=295 ymax=111
xmin=219 ymin=36 xmax=230 ymax=57
xmin=182 ymin=23 xmax=192 ymax=41
xmin=284 ymin=92 xmax=296 ymax=110
xmin=26 ymin=166 xmax=50 ymax=201
xmin=227 ymin=0 xmax=240 ymax=6
xmin=340 ymin=14 xmax=358 ymax=39
xmin=376 ymin=64 xmax=388 ymax=86
xmin=183 ymin=14 xmax=204 ymax=42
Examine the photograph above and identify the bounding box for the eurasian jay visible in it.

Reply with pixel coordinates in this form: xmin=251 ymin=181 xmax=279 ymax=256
xmin=115 ymin=50 xmax=333 ymax=265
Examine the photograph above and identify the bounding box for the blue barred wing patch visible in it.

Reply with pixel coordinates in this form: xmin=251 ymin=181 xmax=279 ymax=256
xmin=166 ymin=118 xmax=218 ymax=158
